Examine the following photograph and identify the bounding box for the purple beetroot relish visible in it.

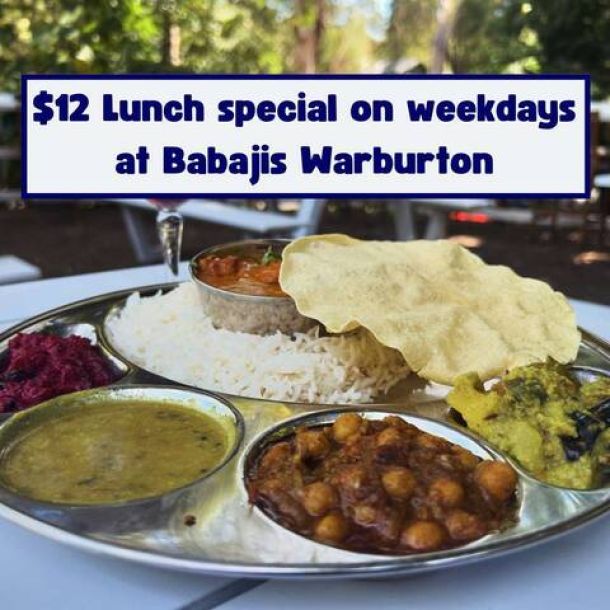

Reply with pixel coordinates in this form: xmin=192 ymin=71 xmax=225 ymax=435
xmin=0 ymin=332 xmax=119 ymax=412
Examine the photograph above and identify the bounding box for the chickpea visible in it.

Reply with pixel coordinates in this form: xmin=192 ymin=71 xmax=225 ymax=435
xmin=296 ymin=429 xmax=330 ymax=460
xmin=301 ymin=482 xmax=338 ymax=517
xmin=376 ymin=427 xmax=402 ymax=447
xmin=352 ymin=504 xmax=377 ymax=526
xmin=333 ymin=413 xmax=363 ymax=443
xmin=445 ymin=510 xmax=487 ymax=541
xmin=452 ymin=446 xmax=480 ymax=471
xmin=335 ymin=465 xmax=368 ymax=500
xmin=428 ymin=478 xmax=465 ymax=508
xmin=375 ymin=427 xmax=406 ymax=464
xmin=401 ymin=521 xmax=446 ymax=552
xmin=381 ymin=467 xmax=417 ymax=500
xmin=341 ymin=440 xmax=364 ymax=460
xmin=415 ymin=433 xmax=450 ymax=451
xmin=474 ymin=461 xmax=518 ymax=503
xmin=435 ymin=454 xmax=455 ymax=470
xmin=314 ymin=513 xmax=349 ymax=544
xmin=383 ymin=416 xmax=410 ymax=430
xmin=259 ymin=442 xmax=291 ymax=473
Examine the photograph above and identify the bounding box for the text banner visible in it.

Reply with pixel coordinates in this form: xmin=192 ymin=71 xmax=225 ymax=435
xmin=22 ymin=75 xmax=589 ymax=198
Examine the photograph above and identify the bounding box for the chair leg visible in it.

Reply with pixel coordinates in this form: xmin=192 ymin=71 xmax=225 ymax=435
xmin=392 ymin=202 xmax=417 ymax=240
xmin=550 ymin=209 xmax=558 ymax=242
xmin=121 ymin=206 xmax=160 ymax=264
xmin=579 ymin=207 xmax=590 ymax=245
xmin=600 ymin=190 xmax=609 ymax=247
xmin=424 ymin=211 xmax=448 ymax=239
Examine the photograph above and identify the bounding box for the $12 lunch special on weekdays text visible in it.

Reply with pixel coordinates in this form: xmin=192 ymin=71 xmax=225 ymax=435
xmin=29 ymin=90 xmax=578 ymax=185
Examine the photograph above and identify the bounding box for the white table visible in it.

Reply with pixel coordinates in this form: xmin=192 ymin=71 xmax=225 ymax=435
xmin=0 ymin=255 xmax=41 ymax=285
xmin=0 ymin=264 xmax=608 ymax=610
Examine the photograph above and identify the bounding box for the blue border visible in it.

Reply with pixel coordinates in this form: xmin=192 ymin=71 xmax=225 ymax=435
xmin=21 ymin=73 xmax=591 ymax=200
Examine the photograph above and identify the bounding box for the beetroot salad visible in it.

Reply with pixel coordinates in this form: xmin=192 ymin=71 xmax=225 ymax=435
xmin=0 ymin=332 xmax=120 ymax=412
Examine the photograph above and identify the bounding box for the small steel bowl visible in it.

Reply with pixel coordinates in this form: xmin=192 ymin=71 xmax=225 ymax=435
xmin=242 ymin=408 xmax=521 ymax=555
xmin=189 ymin=238 xmax=316 ymax=335
xmin=0 ymin=385 xmax=244 ymax=533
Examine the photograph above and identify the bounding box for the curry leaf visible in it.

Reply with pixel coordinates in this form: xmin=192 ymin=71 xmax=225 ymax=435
xmin=261 ymin=246 xmax=281 ymax=266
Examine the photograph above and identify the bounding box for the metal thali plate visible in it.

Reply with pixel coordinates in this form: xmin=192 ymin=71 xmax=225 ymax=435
xmin=0 ymin=282 xmax=608 ymax=579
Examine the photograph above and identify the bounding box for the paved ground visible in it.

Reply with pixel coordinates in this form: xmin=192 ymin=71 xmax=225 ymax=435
xmin=2 ymin=201 xmax=609 ymax=304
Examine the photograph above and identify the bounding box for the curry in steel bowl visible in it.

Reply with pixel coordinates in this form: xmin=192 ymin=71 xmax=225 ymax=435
xmin=448 ymin=361 xmax=610 ymax=490
xmin=246 ymin=412 xmax=518 ymax=555
xmin=194 ymin=243 xmax=285 ymax=297
xmin=190 ymin=239 xmax=315 ymax=335
xmin=0 ymin=387 xmax=241 ymax=505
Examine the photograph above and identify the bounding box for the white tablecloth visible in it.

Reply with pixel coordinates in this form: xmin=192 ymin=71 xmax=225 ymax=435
xmin=0 ymin=264 xmax=608 ymax=610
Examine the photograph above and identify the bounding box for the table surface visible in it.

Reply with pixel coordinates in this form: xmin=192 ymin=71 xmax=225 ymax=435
xmin=0 ymin=263 xmax=608 ymax=610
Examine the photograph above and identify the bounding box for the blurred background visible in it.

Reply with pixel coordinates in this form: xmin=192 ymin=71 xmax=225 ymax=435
xmin=0 ymin=0 xmax=609 ymax=302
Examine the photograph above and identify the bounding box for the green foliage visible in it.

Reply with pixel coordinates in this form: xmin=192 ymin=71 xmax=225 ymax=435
xmin=523 ymin=0 xmax=610 ymax=98
xmin=0 ymin=0 xmax=285 ymax=92
xmin=319 ymin=4 xmax=379 ymax=72
xmin=0 ymin=0 xmax=608 ymax=96
xmin=0 ymin=0 xmax=160 ymax=88
xmin=383 ymin=0 xmax=438 ymax=65
xmin=383 ymin=0 xmax=610 ymax=97
xmin=173 ymin=0 xmax=284 ymax=73
xmin=449 ymin=0 xmax=531 ymax=73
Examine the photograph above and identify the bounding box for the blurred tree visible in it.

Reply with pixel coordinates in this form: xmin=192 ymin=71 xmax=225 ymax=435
xmin=384 ymin=0 xmax=438 ymax=66
xmin=384 ymin=0 xmax=524 ymax=72
xmin=287 ymin=0 xmax=330 ymax=72
xmin=0 ymin=0 xmax=284 ymax=93
xmin=430 ymin=0 xmax=458 ymax=72
xmin=448 ymin=0 xmax=530 ymax=73
xmin=1 ymin=0 xmax=608 ymax=95
xmin=0 ymin=0 xmax=160 ymax=89
xmin=320 ymin=9 xmax=377 ymax=72
xmin=524 ymin=0 xmax=610 ymax=98
xmin=172 ymin=0 xmax=283 ymax=73
xmin=383 ymin=0 xmax=610 ymax=97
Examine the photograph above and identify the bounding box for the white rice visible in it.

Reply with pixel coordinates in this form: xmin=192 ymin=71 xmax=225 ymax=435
xmin=105 ymin=283 xmax=410 ymax=404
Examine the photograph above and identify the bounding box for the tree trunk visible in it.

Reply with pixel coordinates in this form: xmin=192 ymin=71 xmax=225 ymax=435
xmin=161 ymin=9 xmax=181 ymax=67
xmin=430 ymin=0 xmax=458 ymax=73
xmin=387 ymin=0 xmax=408 ymax=63
xmin=293 ymin=0 xmax=327 ymax=73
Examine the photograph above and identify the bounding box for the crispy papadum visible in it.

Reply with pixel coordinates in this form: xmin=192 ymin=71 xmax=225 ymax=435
xmin=279 ymin=234 xmax=580 ymax=384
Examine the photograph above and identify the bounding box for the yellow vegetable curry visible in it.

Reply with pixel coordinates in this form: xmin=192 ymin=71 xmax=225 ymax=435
xmin=447 ymin=361 xmax=610 ymax=489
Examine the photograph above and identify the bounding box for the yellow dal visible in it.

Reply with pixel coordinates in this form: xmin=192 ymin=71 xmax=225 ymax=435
xmin=0 ymin=400 xmax=228 ymax=504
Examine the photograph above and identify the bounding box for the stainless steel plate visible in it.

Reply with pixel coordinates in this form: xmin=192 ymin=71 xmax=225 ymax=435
xmin=0 ymin=282 xmax=608 ymax=579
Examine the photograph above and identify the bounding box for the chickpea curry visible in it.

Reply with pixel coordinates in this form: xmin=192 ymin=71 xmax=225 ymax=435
xmin=194 ymin=247 xmax=285 ymax=297
xmin=246 ymin=414 xmax=518 ymax=555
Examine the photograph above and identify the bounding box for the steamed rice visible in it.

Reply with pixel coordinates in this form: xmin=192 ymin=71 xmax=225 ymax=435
xmin=106 ymin=283 xmax=410 ymax=404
